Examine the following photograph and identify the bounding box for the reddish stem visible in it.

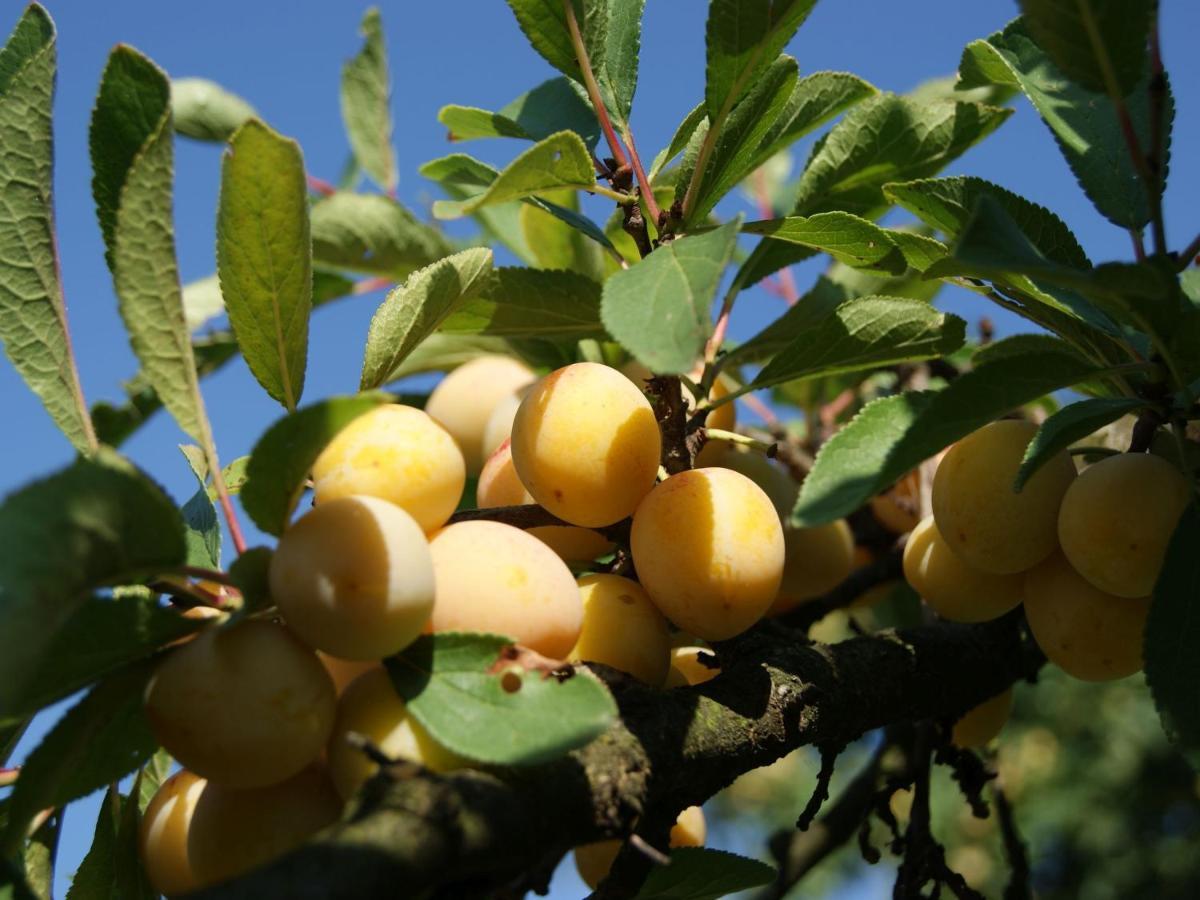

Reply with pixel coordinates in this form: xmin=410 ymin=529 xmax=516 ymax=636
xmin=217 ymin=488 xmax=248 ymax=556
xmin=1178 ymin=232 xmax=1200 ymax=271
xmin=307 ymin=174 xmax=337 ymax=197
xmin=622 ymin=126 xmax=661 ymax=227
xmin=562 ymin=0 xmax=628 ymax=171
xmin=738 ymin=392 xmax=779 ymax=427
xmin=353 ymin=276 xmax=393 ymax=295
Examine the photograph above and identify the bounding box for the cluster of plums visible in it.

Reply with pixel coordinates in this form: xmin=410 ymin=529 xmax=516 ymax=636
xmin=901 ymin=419 xmax=1192 ymax=744
xmin=136 ymin=353 xmax=1190 ymax=894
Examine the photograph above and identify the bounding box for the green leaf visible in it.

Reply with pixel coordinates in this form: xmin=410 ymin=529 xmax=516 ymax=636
xmin=4 ymin=595 xmax=204 ymax=725
xmin=682 ymin=54 xmax=799 ymax=224
xmin=0 ymin=449 xmax=185 ymax=717
xmin=442 ymin=268 xmax=604 ymax=340
xmin=958 ymin=18 xmax=1169 ymax=229
xmin=1014 ymin=397 xmax=1146 ymax=491
xmin=217 ymin=119 xmax=312 ymax=410
xmin=736 ymin=93 xmax=1011 ymax=287
xmin=381 ymin=334 xmax=516 ymax=381
xmin=229 ymin=547 xmax=274 ymax=615
xmin=111 ymin=779 xmax=153 ymax=900
xmin=137 ymin=749 xmax=173 ymax=813
xmin=1 ymin=721 xmax=29 ymax=766
xmin=792 ymin=341 xmax=1107 ymax=526
xmin=181 ymin=484 xmax=219 ymax=569
xmin=749 ymin=296 xmax=966 ymax=394
xmin=170 ymin=77 xmax=255 ymax=142
xmin=648 ymin=103 xmax=706 ymax=182
xmin=1145 ymin=503 xmax=1200 ymax=767
xmin=600 ymin=0 xmax=645 ymax=129
xmin=66 ymin=789 xmax=118 ymax=900
xmin=634 ymin=847 xmax=776 ymax=899
xmin=340 ymin=8 xmax=396 ymax=192
xmin=1019 ymin=0 xmax=1150 ymax=95
xmin=22 ymin=813 xmax=55 ymax=900
xmin=387 ymin=633 xmax=616 ymax=766
xmin=311 ymin=192 xmax=453 ymax=280
xmin=600 ymin=219 xmax=741 ymax=374
xmin=704 ymin=0 xmax=818 ymax=125
xmin=750 ymin=70 xmax=879 ymax=169
xmin=89 ymin=46 xmax=209 ymax=442
xmin=884 ymin=176 xmax=1089 ymax=268
xmin=793 ymin=94 xmax=1012 ymax=219
xmin=360 ymin=248 xmax=494 ymax=389
xmin=743 ymin=213 xmax=907 ymax=274
xmin=240 ymin=394 xmax=391 ymax=536
xmin=181 ymin=275 xmax=226 ymax=332
xmin=0 ymin=5 xmax=95 ymax=452
xmin=725 ymin=276 xmax=852 ymax=365
xmin=925 ymin=196 xmax=1176 ymax=341
xmin=2 ymin=664 xmax=158 ymax=852
xmin=439 ymin=76 xmax=600 ymax=148
xmin=504 ymin=0 xmax=579 ymax=86
xmin=431 ymin=132 xmax=597 ymax=220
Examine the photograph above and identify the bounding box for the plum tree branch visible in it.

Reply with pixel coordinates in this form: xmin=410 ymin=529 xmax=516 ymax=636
xmin=198 ymin=613 xmax=1043 ymax=899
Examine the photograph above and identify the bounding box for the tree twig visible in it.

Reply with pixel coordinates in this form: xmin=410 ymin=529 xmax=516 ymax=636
xmin=200 ymin=614 xmax=1044 ymax=898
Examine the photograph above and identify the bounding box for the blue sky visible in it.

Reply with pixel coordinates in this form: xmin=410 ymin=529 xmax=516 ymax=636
xmin=3 ymin=1 xmax=1199 ymax=896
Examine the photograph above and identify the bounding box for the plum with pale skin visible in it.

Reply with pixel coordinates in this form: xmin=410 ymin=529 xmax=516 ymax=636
xmin=1058 ymin=451 xmax=1192 ymax=597
xmin=664 ymin=645 xmax=719 ymax=687
xmin=144 ymin=620 xmax=335 ymax=789
xmin=139 ymin=770 xmax=206 ymax=897
xmin=932 ymin=420 xmax=1076 ymax=574
xmin=425 ymin=355 xmax=534 ymax=474
xmin=312 ymin=405 xmax=465 ymax=533
xmin=511 ymin=362 xmax=662 ymax=528
xmin=327 ymin=668 xmax=465 ymax=800
xmin=870 ymin=469 xmax=921 ymax=535
xmin=270 ymin=495 xmax=435 ymax=660
xmin=769 ymin=519 xmax=857 ymax=616
xmin=187 ymin=766 xmax=341 ymax=887
xmin=694 ymin=439 xmax=797 ymax=520
xmin=1023 ymin=553 xmax=1150 ymax=681
xmin=574 ymin=806 xmax=706 ymax=889
xmin=632 ymin=468 xmax=785 ymax=641
xmin=428 ymin=520 xmax=583 ymax=658
xmin=477 ymin=440 xmax=612 ymax=562
xmin=903 ymin=516 xmax=1023 ymax=623
xmin=482 ymin=391 xmax=523 ymax=462
xmin=951 ymin=687 xmax=1014 ymax=748
xmin=568 ymin=574 xmax=671 ymax=685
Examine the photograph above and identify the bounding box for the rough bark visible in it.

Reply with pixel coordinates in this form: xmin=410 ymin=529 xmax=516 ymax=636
xmin=194 ymin=613 xmax=1042 ymax=899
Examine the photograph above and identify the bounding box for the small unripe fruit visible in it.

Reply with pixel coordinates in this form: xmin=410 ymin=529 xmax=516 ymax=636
xmin=1023 ymin=553 xmax=1150 ymax=681
xmin=903 ymin=516 xmax=1023 ymax=623
xmin=951 ymin=688 xmax=1014 ymax=748
xmin=428 ymin=521 xmax=583 ymax=658
xmin=327 ymin=668 xmax=464 ymax=800
xmin=870 ymin=469 xmax=921 ymax=534
xmin=664 ymin=646 xmax=719 ymax=687
xmin=769 ymin=520 xmax=856 ymax=615
xmin=425 ymin=355 xmax=534 ymax=474
xmin=933 ymin=420 xmax=1076 ymax=574
xmin=270 ymin=496 xmax=435 ymax=660
xmin=574 ymin=806 xmax=706 ymax=889
xmin=477 ymin=440 xmax=611 ymax=562
xmin=694 ymin=439 xmax=798 ymax=520
xmin=1058 ymin=452 xmax=1192 ymax=597
xmin=632 ymin=468 xmax=785 ymax=641
xmin=511 ymin=362 xmax=661 ymax=527
xmin=187 ymin=767 xmax=341 ymax=887
xmin=568 ymin=575 xmax=671 ymax=685
xmin=312 ymin=405 xmax=465 ymax=532
xmin=144 ymin=620 xmax=335 ymax=788
xmin=139 ymin=770 xmax=206 ymax=897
